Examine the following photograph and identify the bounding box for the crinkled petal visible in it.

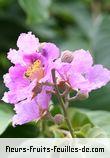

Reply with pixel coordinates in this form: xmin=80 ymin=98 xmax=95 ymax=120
xmin=41 ymin=42 xmax=60 ymax=60
xmin=3 ymin=73 xmax=12 ymax=89
xmin=55 ymin=62 xmax=87 ymax=91
xmin=2 ymin=92 xmax=10 ymax=103
xmin=22 ymin=53 xmax=42 ymax=66
xmin=17 ymin=32 xmax=39 ymax=54
xmin=3 ymin=79 xmax=37 ymax=104
xmin=72 ymin=49 xmax=93 ymax=73
xmin=39 ymin=61 xmax=55 ymax=83
xmin=2 ymin=91 xmax=18 ymax=104
xmin=86 ymin=65 xmax=110 ymax=91
xmin=70 ymin=65 xmax=110 ymax=93
xmin=69 ymin=72 xmax=88 ymax=91
xmin=3 ymin=64 xmax=38 ymax=104
xmin=56 ymin=63 xmax=72 ymax=81
xmin=12 ymin=86 xmax=51 ymax=126
xmin=36 ymin=86 xmax=52 ymax=109
xmin=12 ymin=99 xmax=40 ymax=126
xmin=4 ymin=65 xmax=29 ymax=90
xmin=7 ymin=49 xmax=25 ymax=65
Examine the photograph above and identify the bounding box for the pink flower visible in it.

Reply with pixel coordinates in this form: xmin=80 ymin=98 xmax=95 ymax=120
xmin=3 ymin=32 xmax=110 ymax=127
xmin=3 ymin=32 xmax=60 ymax=126
xmin=56 ymin=49 xmax=110 ymax=94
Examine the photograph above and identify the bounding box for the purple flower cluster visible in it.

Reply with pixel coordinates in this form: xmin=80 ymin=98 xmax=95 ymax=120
xmin=2 ymin=32 xmax=110 ymax=126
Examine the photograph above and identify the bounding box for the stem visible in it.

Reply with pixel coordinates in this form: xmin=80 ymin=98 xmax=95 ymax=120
xmin=39 ymin=120 xmax=45 ymax=137
xmin=68 ymin=96 xmax=78 ymax=102
xmin=51 ymin=69 xmax=76 ymax=138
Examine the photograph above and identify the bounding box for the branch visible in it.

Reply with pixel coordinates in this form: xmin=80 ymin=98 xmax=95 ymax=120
xmin=51 ymin=69 xmax=76 ymax=138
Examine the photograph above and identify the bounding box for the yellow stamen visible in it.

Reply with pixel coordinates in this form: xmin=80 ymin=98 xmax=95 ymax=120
xmin=25 ymin=59 xmax=44 ymax=80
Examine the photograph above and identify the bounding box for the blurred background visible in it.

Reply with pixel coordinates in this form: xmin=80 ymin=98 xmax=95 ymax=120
xmin=0 ymin=0 xmax=110 ymax=137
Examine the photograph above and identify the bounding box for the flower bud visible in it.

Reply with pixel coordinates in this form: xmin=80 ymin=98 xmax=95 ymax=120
xmin=54 ymin=114 xmax=64 ymax=124
xmin=61 ymin=50 xmax=74 ymax=63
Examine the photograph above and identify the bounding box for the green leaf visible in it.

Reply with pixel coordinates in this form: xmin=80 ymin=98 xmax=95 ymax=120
xmin=75 ymin=124 xmax=107 ymax=138
xmin=85 ymin=110 xmax=110 ymax=137
xmin=0 ymin=0 xmax=14 ymax=8
xmin=67 ymin=108 xmax=94 ymax=129
xmin=74 ymin=124 xmax=92 ymax=138
xmin=92 ymin=15 xmax=110 ymax=67
xmin=86 ymin=127 xmax=107 ymax=138
xmin=50 ymin=107 xmax=106 ymax=138
xmin=51 ymin=2 xmax=92 ymax=38
xmin=72 ymin=85 xmax=110 ymax=111
xmin=19 ymin=0 xmax=51 ymax=24
xmin=0 ymin=122 xmax=40 ymax=138
xmin=50 ymin=127 xmax=65 ymax=138
xmin=0 ymin=103 xmax=14 ymax=135
xmin=60 ymin=29 xmax=89 ymax=51
xmin=68 ymin=108 xmax=107 ymax=138
xmin=69 ymin=3 xmax=93 ymax=38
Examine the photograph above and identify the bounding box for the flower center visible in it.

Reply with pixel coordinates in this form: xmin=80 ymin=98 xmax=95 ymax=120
xmin=25 ymin=59 xmax=44 ymax=81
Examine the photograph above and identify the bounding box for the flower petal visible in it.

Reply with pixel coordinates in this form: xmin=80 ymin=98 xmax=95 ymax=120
xmin=72 ymin=49 xmax=93 ymax=73
xmin=69 ymin=72 xmax=87 ymax=91
xmin=12 ymin=99 xmax=40 ymax=126
xmin=7 ymin=49 xmax=24 ymax=65
xmin=86 ymin=65 xmax=110 ymax=91
xmin=41 ymin=42 xmax=60 ymax=60
xmin=12 ymin=86 xmax=51 ymax=126
xmin=17 ymin=32 xmax=39 ymax=54
xmin=4 ymin=65 xmax=29 ymax=90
